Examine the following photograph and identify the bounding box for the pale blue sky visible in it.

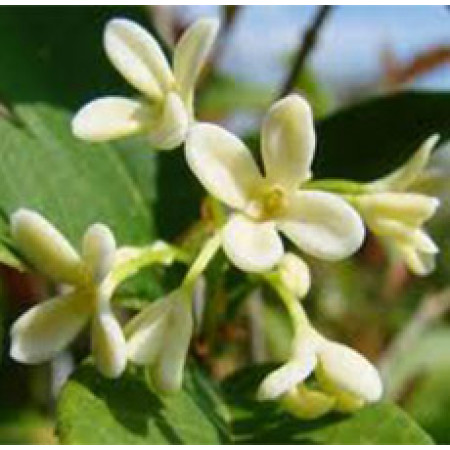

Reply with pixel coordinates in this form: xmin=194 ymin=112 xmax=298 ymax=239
xmin=179 ymin=6 xmax=450 ymax=92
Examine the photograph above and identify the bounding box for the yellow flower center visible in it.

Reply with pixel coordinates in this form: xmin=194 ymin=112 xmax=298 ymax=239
xmin=246 ymin=185 xmax=288 ymax=221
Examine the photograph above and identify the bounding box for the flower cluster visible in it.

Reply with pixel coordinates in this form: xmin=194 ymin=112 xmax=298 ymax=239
xmin=8 ymin=16 xmax=441 ymax=420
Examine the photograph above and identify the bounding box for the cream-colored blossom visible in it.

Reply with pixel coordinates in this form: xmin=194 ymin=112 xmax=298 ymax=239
xmin=354 ymin=192 xmax=439 ymax=276
xmin=350 ymin=136 xmax=441 ymax=276
xmin=186 ymin=95 xmax=365 ymax=273
xmin=72 ymin=17 xmax=219 ymax=150
xmin=125 ymin=289 xmax=193 ymax=393
xmin=257 ymin=322 xmax=382 ymax=415
xmin=9 ymin=209 xmax=126 ymax=378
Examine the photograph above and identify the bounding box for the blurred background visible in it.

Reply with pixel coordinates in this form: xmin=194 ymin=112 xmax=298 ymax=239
xmin=0 ymin=5 xmax=449 ymax=444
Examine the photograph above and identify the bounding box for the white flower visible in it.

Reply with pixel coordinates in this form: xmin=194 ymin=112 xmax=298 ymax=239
xmin=185 ymin=95 xmax=365 ymax=273
xmin=72 ymin=17 xmax=219 ymax=150
xmin=257 ymin=326 xmax=382 ymax=413
xmin=9 ymin=209 xmax=126 ymax=378
xmin=125 ymin=289 xmax=193 ymax=393
xmin=352 ymin=135 xmax=441 ymax=276
xmin=354 ymin=193 xmax=439 ymax=276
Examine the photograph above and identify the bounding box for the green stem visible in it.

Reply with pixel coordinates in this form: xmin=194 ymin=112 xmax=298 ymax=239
xmin=263 ymin=273 xmax=309 ymax=331
xmin=104 ymin=243 xmax=188 ymax=296
xmin=181 ymin=230 xmax=223 ymax=295
xmin=303 ymin=178 xmax=371 ymax=195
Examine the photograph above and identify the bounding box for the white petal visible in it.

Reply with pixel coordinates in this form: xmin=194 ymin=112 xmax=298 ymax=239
xmin=72 ymin=97 xmax=148 ymax=142
xmin=412 ymin=230 xmax=439 ymax=254
xmin=222 ymin=214 xmax=284 ymax=273
xmin=262 ymin=95 xmax=315 ymax=189
xmin=278 ymin=191 xmax=365 ymax=261
xmin=10 ymin=292 xmax=89 ymax=363
xmin=396 ymin=243 xmax=436 ymax=276
xmin=82 ymin=223 xmax=116 ymax=283
xmin=173 ymin=18 xmax=219 ymax=113
xmin=318 ymin=340 xmax=383 ymax=403
xmin=126 ymin=299 xmax=171 ymax=365
xmin=185 ymin=123 xmax=263 ymax=210
xmin=147 ymin=93 xmax=189 ymax=150
xmin=91 ymin=304 xmax=127 ymax=378
xmin=372 ymin=134 xmax=439 ymax=191
xmin=257 ymin=357 xmax=316 ymax=401
xmin=104 ymin=18 xmax=174 ymax=99
xmin=278 ymin=253 xmax=311 ymax=299
xmin=11 ymin=209 xmax=85 ymax=285
xmin=356 ymin=193 xmax=439 ymax=227
xmin=152 ymin=294 xmax=193 ymax=393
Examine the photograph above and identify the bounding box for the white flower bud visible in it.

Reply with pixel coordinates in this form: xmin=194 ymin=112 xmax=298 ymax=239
xmin=278 ymin=253 xmax=311 ymax=299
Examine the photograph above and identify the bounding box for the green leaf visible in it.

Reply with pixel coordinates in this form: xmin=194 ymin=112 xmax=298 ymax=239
xmin=0 ymin=7 xmax=157 ymax=244
xmin=0 ymin=104 xmax=154 ymax=251
xmin=0 ymin=6 xmax=203 ymax=242
xmin=222 ymin=364 xmax=433 ymax=444
xmin=404 ymin=365 xmax=450 ymax=444
xmin=314 ymin=91 xmax=450 ymax=181
xmin=56 ymin=362 xmax=229 ymax=444
xmin=0 ymin=7 xmax=180 ymax=297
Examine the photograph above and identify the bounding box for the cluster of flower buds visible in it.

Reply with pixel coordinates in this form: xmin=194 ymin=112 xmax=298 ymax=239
xmin=8 ymin=16 xmax=441 ymax=420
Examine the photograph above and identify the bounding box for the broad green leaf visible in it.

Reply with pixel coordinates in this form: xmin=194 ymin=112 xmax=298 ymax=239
xmin=404 ymin=365 xmax=450 ymax=444
xmin=0 ymin=7 xmax=158 ymax=111
xmin=222 ymin=364 xmax=433 ymax=444
xmin=56 ymin=362 xmax=229 ymax=444
xmin=0 ymin=7 xmax=159 ymax=248
xmin=314 ymin=91 xmax=450 ymax=181
xmin=0 ymin=104 xmax=154 ymax=252
xmin=0 ymin=6 xmax=203 ymax=242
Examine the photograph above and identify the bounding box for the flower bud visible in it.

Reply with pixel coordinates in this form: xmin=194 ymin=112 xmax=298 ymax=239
xmin=280 ymin=385 xmax=335 ymax=420
xmin=278 ymin=253 xmax=311 ymax=299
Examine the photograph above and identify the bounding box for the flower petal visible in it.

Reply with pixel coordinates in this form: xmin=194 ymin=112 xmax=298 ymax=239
xmin=126 ymin=298 xmax=171 ymax=365
xmin=371 ymin=218 xmax=438 ymax=254
xmin=91 ymin=303 xmax=127 ymax=378
xmin=11 ymin=209 xmax=85 ymax=285
xmin=257 ymin=357 xmax=316 ymax=401
xmin=371 ymin=134 xmax=439 ymax=192
xmin=10 ymin=291 xmax=89 ymax=364
xmin=262 ymin=95 xmax=315 ymax=189
xmin=222 ymin=214 xmax=284 ymax=273
xmin=186 ymin=123 xmax=263 ymax=210
xmin=104 ymin=18 xmax=174 ymax=99
xmin=278 ymin=191 xmax=365 ymax=261
xmin=147 ymin=92 xmax=189 ymax=150
xmin=396 ymin=243 xmax=436 ymax=276
xmin=152 ymin=294 xmax=193 ymax=393
xmin=82 ymin=223 xmax=116 ymax=283
xmin=356 ymin=193 xmax=439 ymax=227
xmin=72 ymin=97 xmax=149 ymax=142
xmin=317 ymin=340 xmax=383 ymax=403
xmin=173 ymin=17 xmax=219 ymax=115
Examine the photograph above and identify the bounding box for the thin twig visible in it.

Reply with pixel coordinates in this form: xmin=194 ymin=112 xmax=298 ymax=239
xmin=279 ymin=5 xmax=333 ymax=98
